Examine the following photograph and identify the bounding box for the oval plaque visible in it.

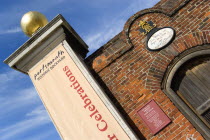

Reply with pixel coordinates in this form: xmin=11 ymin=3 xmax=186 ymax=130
xmin=147 ymin=27 xmax=175 ymax=51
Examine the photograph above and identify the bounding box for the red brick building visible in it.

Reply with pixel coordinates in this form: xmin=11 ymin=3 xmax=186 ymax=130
xmin=85 ymin=0 xmax=210 ymax=139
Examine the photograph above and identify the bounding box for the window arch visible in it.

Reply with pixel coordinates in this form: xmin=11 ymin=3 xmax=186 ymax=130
xmin=162 ymin=45 xmax=210 ymax=139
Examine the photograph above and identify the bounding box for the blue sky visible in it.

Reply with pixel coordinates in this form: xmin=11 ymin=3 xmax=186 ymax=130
xmin=0 ymin=0 xmax=159 ymax=139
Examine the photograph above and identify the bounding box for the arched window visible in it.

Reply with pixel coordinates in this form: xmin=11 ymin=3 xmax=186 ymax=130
xmin=162 ymin=45 xmax=210 ymax=139
xmin=172 ymin=55 xmax=210 ymax=128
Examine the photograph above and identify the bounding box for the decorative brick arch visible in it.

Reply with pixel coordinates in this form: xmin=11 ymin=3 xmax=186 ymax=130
xmin=122 ymin=8 xmax=166 ymax=47
xmin=122 ymin=0 xmax=191 ymax=48
xmin=145 ymin=31 xmax=210 ymax=91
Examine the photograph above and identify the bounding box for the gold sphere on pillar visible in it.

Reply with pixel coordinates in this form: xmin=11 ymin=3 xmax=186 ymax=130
xmin=21 ymin=11 xmax=48 ymax=37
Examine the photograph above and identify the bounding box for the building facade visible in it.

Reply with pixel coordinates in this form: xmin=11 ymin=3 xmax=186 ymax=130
xmin=86 ymin=0 xmax=210 ymax=139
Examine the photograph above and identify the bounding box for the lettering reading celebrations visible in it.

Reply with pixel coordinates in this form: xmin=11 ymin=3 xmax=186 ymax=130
xmin=63 ymin=66 xmax=119 ymax=140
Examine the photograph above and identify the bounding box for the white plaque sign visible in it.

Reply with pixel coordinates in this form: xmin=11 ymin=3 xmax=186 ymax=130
xmin=147 ymin=27 xmax=175 ymax=51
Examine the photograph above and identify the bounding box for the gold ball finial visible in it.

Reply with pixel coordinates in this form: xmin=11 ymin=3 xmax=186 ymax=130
xmin=21 ymin=11 xmax=48 ymax=37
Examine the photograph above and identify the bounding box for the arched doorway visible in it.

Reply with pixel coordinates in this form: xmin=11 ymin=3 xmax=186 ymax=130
xmin=162 ymin=45 xmax=210 ymax=139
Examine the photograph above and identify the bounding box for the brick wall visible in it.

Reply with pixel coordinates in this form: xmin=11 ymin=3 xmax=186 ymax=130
xmin=86 ymin=0 xmax=210 ymax=139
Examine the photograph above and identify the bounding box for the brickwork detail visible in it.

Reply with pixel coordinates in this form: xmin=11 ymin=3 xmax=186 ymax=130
xmin=146 ymin=31 xmax=210 ymax=91
xmin=86 ymin=33 xmax=132 ymax=73
xmin=86 ymin=0 xmax=209 ymax=139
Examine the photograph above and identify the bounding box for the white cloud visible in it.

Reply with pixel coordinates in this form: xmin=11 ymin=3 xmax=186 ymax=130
xmin=0 ymin=87 xmax=39 ymax=117
xmin=0 ymin=70 xmax=40 ymax=118
xmin=0 ymin=70 xmax=27 ymax=91
xmin=0 ymin=27 xmax=22 ymax=35
xmin=0 ymin=70 xmax=53 ymax=139
xmin=0 ymin=106 xmax=51 ymax=140
xmin=84 ymin=0 xmax=160 ymax=54
xmin=0 ymin=70 xmax=23 ymax=83
xmin=27 ymin=130 xmax=57 ymax=140
xmin=84 ymin=16 xmax=126 ymax=53
xmin=26 ymin=106 xmax=49 ymax=118
xmin=0 ymin=0 xmax=67 ymax=35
